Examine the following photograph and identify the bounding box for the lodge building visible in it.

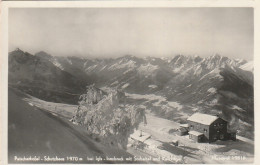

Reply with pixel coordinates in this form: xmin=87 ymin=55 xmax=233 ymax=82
xmin=184 ymin=113 xmax=236 ymax=143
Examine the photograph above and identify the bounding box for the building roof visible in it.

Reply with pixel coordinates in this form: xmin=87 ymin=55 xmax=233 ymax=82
xmin=187 ymin=113 xmax=219 ymax=125
xmin=180 ymin=124 xmax=189 ymax=128
xmin=144 ymin=139 xmax=162 ymax=147
xmin=189 ymin=130 xmax=204 ymax=136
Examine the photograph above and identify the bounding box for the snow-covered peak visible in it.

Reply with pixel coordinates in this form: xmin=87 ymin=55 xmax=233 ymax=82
xmin=138 ymin=63 xmax=159 ymax=76
xmin=201 ymin=54 xmax=246 ymax=70
xmin=160 ymin=57 xmax=173 ymax=63
xmin=235 ymin=59 xmax=247 ymax=65
xmin=208 ymin=53 xmax=221 ymax=59
xmin=119 ymin=54 xmax=138 ymax=61
xmin=205 ymin=54 xmax=227 ymax=64
xmin=108 ymin=59 xmax=137 ymax=70
xmin=240 ymin=61 xmax=254 ymax=72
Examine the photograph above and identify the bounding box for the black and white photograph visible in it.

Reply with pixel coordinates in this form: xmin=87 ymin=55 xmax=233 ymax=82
xmin=3 ymin=6 xmax=255 ymax=164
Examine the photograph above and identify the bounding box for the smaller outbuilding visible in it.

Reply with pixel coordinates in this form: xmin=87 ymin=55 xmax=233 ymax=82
xmin=180 ymin=124 xmax=189 ymax=128
xmin=130 ymin=130 xmax=151 ymax=142
xmin=177 ymin=127 xmax=189 ymax=136
xmin=189 ymin=130 xmax=204 ymax=143
xmin=130 ymin=130 xmax=152 ymax=149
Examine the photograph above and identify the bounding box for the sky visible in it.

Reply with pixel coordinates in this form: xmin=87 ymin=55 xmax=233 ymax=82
xmin=9 ymin=8 xmax=254 ymax=60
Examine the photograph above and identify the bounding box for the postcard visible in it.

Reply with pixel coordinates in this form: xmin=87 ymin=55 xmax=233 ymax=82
xmin=0 ymin=1 xmax=259 ymax=164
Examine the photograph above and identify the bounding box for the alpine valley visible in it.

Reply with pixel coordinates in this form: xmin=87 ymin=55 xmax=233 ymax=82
xmin=8 ymin=48 xmax=254 ymax=140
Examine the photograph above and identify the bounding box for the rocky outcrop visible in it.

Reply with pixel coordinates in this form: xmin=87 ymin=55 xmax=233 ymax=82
xmin=72 ymin=85 xmax=146 ymax=149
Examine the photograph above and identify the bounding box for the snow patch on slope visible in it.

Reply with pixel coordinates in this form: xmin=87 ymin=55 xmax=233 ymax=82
xmin=126 ymin=93 xmax=182 ymax=110
xmin=239 ymin=119 xmax=252 ymax=127
xmin=199 ymin=68 xmax=222 ymax=81
xmin=85 ymin=65 xmax=97 ymax=72
xmin=240 ymin=61 xmax=253 ymax=72
xmin=121 ymin=83 xmax=129 ymax=89
xmin=148 ymin=85 xmax=158 ymax=89
xmin=230 ymin=105 xmax=246 ymax=112
xmin=51 ymin=58 xmax=64 ymax=70
xmin=66 ymin=58 xmax=72 ymax=65
xmin=138 ymin=63 xmax=158 ymax=75
xmin=109 ymin=60 xmax=136 ymax=70
xmin=207 ymin=88 xmax=217 ymax=94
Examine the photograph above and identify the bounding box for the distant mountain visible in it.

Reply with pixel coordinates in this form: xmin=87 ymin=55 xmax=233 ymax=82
xmin=51 ymin=52 xmax=254 ymax=138
xmin=8 ymin=49 xmax=90 ymax=103
xmin=8 ymin=49 xmax=254 ymax=138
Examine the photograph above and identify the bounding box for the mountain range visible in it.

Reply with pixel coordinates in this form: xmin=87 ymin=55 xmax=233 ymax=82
xmin=8 ymin=48 xmax=254 ymax=139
